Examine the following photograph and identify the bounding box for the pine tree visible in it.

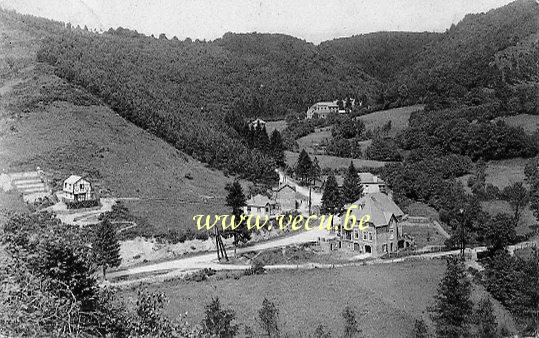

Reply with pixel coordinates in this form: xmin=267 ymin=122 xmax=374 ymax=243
xmin=309 ymin=157 xmax=321 ymax=185
xmin=474 ymin=297 xmax=498 ymax=338
xmin=258 ymin=298 xmax=280 ymax=337
xmin=430 ymin=256 xmax=473 ymax=338
xmin=342 ymin=161 xmax=363 ymax=204
xmin=341 ymin=306 xmax=360 ymax=338
xmin=295 ymin=149 xmax=313 ymax=184
xmin=225 ymin=181 xmax=248 ymax=256
xmin=321 ymin=174 xmax=343 ymax=232
xmin=92 ymin=219 xmax=121 ymax=279
xmin=269 ymin=129 xmax=286 ymax=167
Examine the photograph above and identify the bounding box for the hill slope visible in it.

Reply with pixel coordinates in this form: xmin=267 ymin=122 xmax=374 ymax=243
xmin=0 ymin=13 xmax=230 ymax=236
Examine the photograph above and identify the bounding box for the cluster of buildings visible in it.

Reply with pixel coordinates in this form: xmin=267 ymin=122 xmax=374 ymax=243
xmin=242 ymin=181 xmax=308 ymax=218
xmin=243 ymin=170 xmax=407 ymax=258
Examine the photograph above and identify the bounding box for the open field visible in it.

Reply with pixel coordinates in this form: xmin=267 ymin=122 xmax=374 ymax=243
xmin=402 ymin=224 xmax=446 ymax=248
xmin=0 ymin=19 xmax=230 ymax=236
xmin=296 ymin=128 xmax=331 ymax=153
xmin=485 ymin=158 xmax=528 ymax=188
xmin=265 ymin=120 xmax=287 ymax=134
xmin=498 ymin=114 xmax=539 ymax=134
xmin=120 ymin=259 xmax=516 ymax=337
xmin=123 ymin=260 xmax=446 ymax=337
xmin=285 ymin=151 xmax=386 ymax=170
xmin=357 ymin=104 xmax=424 ymax=137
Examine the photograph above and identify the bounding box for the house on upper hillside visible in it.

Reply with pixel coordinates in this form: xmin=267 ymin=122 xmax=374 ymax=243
xmin=358 ymin=173 xmax=386 ymax=194
xmin=339 ymin=192 xmax=405 ymax=257
xmin=243 ymin=194 xmax=277 ymax=217
xmin=273 ymin=183 xmax=297 ymax=212
xmin=249 ymin=118 xmax=266 ymax=129
xmin=306 ymin=102 xmax=339 ymax=119
xmin=62 ymin=175 xmax=93 ymax=202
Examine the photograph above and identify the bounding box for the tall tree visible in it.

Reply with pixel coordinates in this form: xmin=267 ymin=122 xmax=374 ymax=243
xmin=483 ymin=213 xmax=517 ymax=252
xmin=502 ymin=181 xmax=529 ymax=223
xmin=269 ymin=129 xmax=286 ymax=167
xmin=92 ymin=219 xmax=121 ymax=279
xmin=309 ymin=156 xmax=321 ymax=184
xmin=474 ymin=297 xmax=498 ymax=338
xmin=321 ymin=174 xmax=343 ymax=231
xmin=225 ymin=181 xmax=248 ymax=256
xmin=258 ymin=298 xmax=280 ymax=337
xmin=430 ymin=256 xmax=473 ymax=338
xmin=342 ymin=161 xmax=363 ymax=204
xmin=295 ymin=149 xmax=313 ymax=184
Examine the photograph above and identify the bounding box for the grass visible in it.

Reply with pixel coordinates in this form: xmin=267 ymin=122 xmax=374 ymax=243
xmin=485 ymin=158 xmax=528 ymax=189
xmin=499 ymin=114 xmax=539 ymax=134
xmin=265 ymin=120 xmax=287 ymax=134
xmin=285 ymin=151 xmax=386 ymax=170
xmin=402 ymin=224 xmax=446 ymax=248
xmin=296 ymin=128 xmax=331 ymax=153
xmin=0 ymin=20 xmax=231 ymax=236
xmin=357 ymin=104 xmax=424 ymax=137
xmin=121 ymin=260 xmax=447 ymax=337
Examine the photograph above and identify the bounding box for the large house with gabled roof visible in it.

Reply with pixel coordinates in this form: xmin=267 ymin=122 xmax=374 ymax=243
xmin=339 ymin=192 xmax=405 ymax=256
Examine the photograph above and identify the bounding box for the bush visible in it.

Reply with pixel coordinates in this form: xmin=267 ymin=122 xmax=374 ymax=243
xmin=65 ymin=199 xmax=100 ymax=209
xmin=244 ymin=258 xmax=265 ymax=275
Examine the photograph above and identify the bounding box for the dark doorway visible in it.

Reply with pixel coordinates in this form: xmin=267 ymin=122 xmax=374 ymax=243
xmin=364 ymin=245 xmax=371 ymax=253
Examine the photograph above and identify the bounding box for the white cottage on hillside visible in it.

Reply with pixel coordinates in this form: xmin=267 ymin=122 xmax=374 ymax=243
xmin=63 ymin=175 xmax=93 ymax=202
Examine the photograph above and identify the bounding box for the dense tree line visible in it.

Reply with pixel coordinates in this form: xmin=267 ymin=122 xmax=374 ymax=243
xmin=399 ymin=106 xmax=538 ymax=161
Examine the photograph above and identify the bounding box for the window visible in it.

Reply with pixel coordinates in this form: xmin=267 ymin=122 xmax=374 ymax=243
xmin=362 ymin=233 xmax=367 ymax=240
xmin=354 ymin=231 xmax=359 ymax=239
xmin=80 ymin=184 xmax=84 ymax=190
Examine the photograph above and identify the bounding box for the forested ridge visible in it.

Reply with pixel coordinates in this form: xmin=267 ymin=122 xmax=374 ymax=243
xmin=2 ymin=0 xmax=537 ymax=182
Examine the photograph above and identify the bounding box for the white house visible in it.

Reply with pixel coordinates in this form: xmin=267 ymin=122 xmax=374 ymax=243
xmin=358 ymin=173 xmax=386 ymax=194
xmin=63 ymin=175 xmax=93 ymax=202
xmin=243 ymin=194 xmax=277 ymax=217
xmin=306 ymin=102 xmax=339 ymax=119
xmin=249 ymin=118 xmax=266 ymax=129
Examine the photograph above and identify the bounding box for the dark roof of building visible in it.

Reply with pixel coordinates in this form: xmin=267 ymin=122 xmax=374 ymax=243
xmin=350 ymin=193 xmax=403 ymax=227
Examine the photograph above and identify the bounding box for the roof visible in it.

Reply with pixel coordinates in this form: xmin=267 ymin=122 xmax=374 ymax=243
xmin=274 ymin=183 xmax=296 ymax=193
xmin=315 ymin=101 xmax=338 ymax=107
xmin=64 ymin=175 xmax=83 ymax=185
xmin=246 ymin=194 xmax=275 ymax=207
xmin=350 ymin=193 xmax=403 ymax=227
xmin=249 ymin=118 xmax=266 ymax=125
xmin=358 ymin=172 xmax=385 ymax=184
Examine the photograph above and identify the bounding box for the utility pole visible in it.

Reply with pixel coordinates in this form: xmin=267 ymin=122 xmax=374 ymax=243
xmin=459 ymin=208 xmax=465 ymax=260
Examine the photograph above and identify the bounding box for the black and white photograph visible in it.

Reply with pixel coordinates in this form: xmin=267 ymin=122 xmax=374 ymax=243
xmin=0 ymin=0 xmax=537 ymax=336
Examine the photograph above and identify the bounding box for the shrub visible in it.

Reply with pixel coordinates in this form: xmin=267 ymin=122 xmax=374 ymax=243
xmin=245 ymin=258 xmax=265 ymax=275
xmin=65 ymin=199 xmax=100 ymax=209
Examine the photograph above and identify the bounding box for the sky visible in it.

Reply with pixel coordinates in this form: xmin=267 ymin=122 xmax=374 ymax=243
xmin=0 ymin=0 xmax=515 ymax=43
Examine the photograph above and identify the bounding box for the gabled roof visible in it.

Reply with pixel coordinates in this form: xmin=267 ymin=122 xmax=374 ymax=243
xmin=274 ymin=183 xmax=296 ymax=193
xmin=249 ymin=118 xmax=266 ymax=125
xmin=358 ymin=172 xmax=385 ymax=184
xmin=351 ymin=193 xmax=403 ymax=227
xmin=64 ymin=175 xmax=83 ymax=185
xmin=246 ymin=194 xmax=275 ymax=207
